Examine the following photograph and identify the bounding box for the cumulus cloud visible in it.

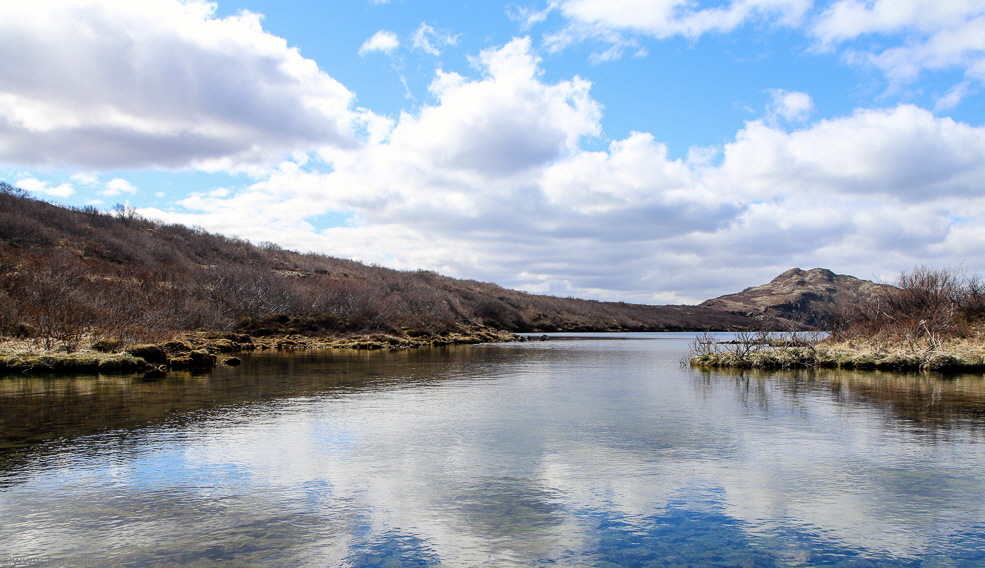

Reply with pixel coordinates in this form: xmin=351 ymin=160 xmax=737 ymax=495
xmin=0 ymin=0 xmax=360 ymax=171
xmin=385 ymin=37 xmax=601 ymax=178
xmin=359 ymin=30 xmax=400 ymax=56
xmin=716 ymin=105 xmax=985 ymax=201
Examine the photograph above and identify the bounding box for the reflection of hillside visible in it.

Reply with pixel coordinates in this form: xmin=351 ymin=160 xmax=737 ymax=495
xmin=0 ymin=346 xmax=515 ymax=473
xmin=695 ymin=367 xmax=985 ymax=432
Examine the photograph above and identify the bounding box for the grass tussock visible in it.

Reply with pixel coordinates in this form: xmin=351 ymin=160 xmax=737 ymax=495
xmin=0 ymin=343 xmax=147 ymax=375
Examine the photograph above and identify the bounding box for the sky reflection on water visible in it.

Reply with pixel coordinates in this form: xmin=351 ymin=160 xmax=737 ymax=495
xmin=2 ymin=336 xmax=985 ymax=566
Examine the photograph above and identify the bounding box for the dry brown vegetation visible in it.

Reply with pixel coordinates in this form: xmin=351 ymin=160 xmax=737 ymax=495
xmin=691 ymin=266 xmax=985 ymax=371
xmin=831 ymin=266 xmax=985 ymax=349
xmin=0 ymin=182 xmax=764 ymax=357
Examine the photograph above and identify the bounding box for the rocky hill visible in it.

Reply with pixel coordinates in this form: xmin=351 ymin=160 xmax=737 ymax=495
xmin=699 ymin=268 xmax=893 ymax=328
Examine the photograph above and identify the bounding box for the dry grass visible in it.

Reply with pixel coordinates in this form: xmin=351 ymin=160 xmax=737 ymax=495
xmin=690 ymin=327 xmax=985 ymax=372
xmin=815 ymin=334 xmax=985 ymax=371
xmin=0 ymin=327 xmax=521 ymax=376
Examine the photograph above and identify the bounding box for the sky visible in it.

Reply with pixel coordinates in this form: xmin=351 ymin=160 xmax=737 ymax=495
xmin=1 ymin=0 xmax=984 ymax=304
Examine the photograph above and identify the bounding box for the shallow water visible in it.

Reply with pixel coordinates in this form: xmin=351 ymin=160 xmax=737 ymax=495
xmin=2 ymin=333 xmax=985 ymax=567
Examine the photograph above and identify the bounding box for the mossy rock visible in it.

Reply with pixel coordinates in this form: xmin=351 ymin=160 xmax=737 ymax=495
xmin=160 ymin=340 xmax=193 ymax=354
xmin=126 ymin=344 xmax=168 ymax=365
xmin=221 ymin=356 xmax=242 ymax=366
xmin=98 ymin=354 xmax=145 ymax=372
xmin=168 ymin=349 xmax=216 ymax=371
xmin=209 ymin=339 xmax=238 ymax=353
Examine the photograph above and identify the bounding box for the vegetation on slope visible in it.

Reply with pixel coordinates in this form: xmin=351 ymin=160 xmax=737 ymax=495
xmin=0 ymin=182 xmax=765 ymax=369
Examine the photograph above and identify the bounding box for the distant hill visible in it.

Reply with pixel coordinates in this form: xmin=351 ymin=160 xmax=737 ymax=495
xmin=0 ymin=183 xmax=773 ymax=345
xmin=699 ymin=267 xmax=893 ymax=328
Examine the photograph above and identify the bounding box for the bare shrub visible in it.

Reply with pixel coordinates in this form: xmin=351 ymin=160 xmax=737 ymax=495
xmin=832 ymin=266 xmax=984 ymax=350
xmin=13 ymin=253 xmax=98 ymax=349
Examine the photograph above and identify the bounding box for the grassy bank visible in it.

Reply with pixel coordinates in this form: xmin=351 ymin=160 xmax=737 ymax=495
xmin=690 ymin=266 xmax=985 ymax=373
xmin=688 ymin=333 xmax=985 ymax=372
xmin=0 ymin=326 xmax=520 ymax=377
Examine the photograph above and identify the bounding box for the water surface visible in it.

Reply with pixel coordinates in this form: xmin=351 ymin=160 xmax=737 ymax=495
xmin=2 ymin=333 xmax=985 ymax=567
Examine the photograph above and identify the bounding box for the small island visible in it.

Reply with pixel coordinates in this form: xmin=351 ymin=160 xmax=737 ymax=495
xmin=689 ymin=266 xmax=985 ymax=372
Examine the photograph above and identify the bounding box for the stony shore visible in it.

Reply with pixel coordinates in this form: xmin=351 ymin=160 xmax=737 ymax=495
xmin=0 ymin=327 xmax=520 ymax=376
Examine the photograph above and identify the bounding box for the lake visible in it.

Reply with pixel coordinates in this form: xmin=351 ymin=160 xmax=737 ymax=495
xmin=2 ymin=332 xmax=985 ymax=567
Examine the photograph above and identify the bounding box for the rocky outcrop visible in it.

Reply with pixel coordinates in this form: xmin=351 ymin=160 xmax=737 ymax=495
xmin=699 ymin=268 xmax=893 ymax=328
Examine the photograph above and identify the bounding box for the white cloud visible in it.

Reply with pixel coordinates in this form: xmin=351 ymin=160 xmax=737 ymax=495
xmin=812 ymin=0 xmax=985 ymax=89
xmin=812 ymin=0 xmax=985 ymax=43
xmin=411 ymin=23 xmax=458 ymax=56
xmin=386 ymin=37 xmax=601 ymax=178
xmin=359 ymin=30 xmax=400 ymax=56
xmin=100 ymin=178 xmax=138 ymax=196
xmin=545 ymin=0 xmax=810 ymax=59
xmin=69 ymin=173 xmax=99 ymax=186
xmin=935 ymin=81 xmax=974 ymax=111
xmin=0 ymin=0 xmax=360 ymax=171
xmin=17 ymin=177 xmax=74 ymax=198
xmin=546 ymin=0 xmax=985 ymax=98
xmin=716 ymin=105 xmax=985 ymax=202
xmin=765 ymin=89 xmax=814 ymax=124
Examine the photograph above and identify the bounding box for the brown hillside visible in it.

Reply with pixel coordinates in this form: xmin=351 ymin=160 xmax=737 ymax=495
xmin=699 ymin=267 xmax=893 ymax=328
xmin=0 ymin=182 xmax=770 ymax=345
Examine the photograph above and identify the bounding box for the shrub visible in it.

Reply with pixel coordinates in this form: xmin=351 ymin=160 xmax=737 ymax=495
xmin=833 ymin=266 xmax=984 ymax=346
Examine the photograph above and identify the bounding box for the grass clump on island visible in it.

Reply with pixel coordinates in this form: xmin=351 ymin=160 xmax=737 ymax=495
xmin=0 ymin=340 xmax=148 ymax=375
xmin=690 ymin=266 xmax=985 ymax=372
xmin=0 ymin=334 xmax=243 ymax=375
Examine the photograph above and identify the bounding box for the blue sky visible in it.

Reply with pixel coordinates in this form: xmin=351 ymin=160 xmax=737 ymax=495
xmin=2 ymin=0 xmax=985 ymax=303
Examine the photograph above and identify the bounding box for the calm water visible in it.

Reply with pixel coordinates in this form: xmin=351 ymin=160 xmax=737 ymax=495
xmin=2 ymin=333 xmax=985 ymax=567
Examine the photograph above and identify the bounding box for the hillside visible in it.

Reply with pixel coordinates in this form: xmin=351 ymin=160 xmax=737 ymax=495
xmin=0 ymin=183 xmax=768 ymax=347
xmin=699 ymin=267 xmax=894 ymax=328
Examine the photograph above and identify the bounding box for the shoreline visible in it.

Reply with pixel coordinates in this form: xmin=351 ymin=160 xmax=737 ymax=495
xmin=689 ymin=337 xmax=985 ymax=373
xmin=0 ymin=327 xmax=521 ymax=377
